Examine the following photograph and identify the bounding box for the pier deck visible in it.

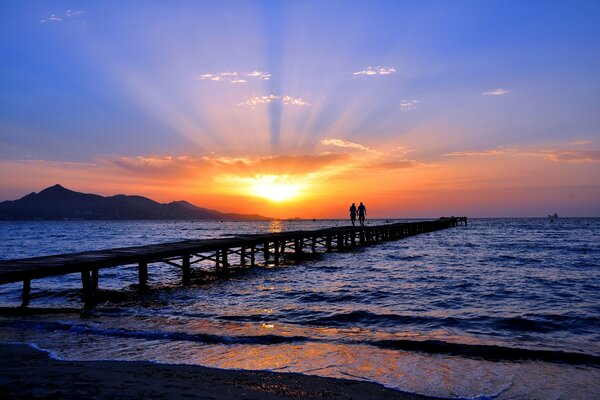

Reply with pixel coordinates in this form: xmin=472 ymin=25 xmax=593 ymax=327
xmin=0 ymin=217 xmax=467 ymax=308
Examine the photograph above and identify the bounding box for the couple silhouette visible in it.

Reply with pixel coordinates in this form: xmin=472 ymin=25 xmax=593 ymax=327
xmin=349 ymin=202 xmax=367 ymax=226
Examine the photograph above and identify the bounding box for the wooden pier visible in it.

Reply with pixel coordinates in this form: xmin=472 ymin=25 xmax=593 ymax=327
xmin=0 ymin=217 xmax=467 ymax=308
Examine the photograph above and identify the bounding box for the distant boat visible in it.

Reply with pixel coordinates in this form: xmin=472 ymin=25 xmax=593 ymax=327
xmin=548 ymin=213 xmax=558 ymax=222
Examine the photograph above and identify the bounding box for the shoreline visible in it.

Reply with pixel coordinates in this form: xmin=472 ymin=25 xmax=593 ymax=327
xmin=0 ymin=343 xmax=432 ymax=400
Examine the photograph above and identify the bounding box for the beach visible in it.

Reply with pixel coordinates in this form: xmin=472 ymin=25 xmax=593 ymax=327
xmin=0 ymin=344 xmax=427 ymax=400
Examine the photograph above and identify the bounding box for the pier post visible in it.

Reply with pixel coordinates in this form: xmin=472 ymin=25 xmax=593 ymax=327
xmin=280 ymin=240 xmax=286 ymax=256
xmin=91 ymin=269 xmax=99 ymax=290
xmin=240 ymin=246 xmax=246 ymax=266
xmin=337 ymin=233 xmax=344 ymax=250
xmin=182 ymin=254 xmax=191 ymax=286
xmin=351 ymin=231 xmax=356 ymax=247
xmin=21 ymin=279 xmax=31 ymax=307
xmin=311 ymin=236 xmax=317 ymax=253
xmin=263 ymin=242 xmax=270 ymax=262
xmin=250 ymin=245 xmax=256 ymax=266
xmin=295 ymin=238 xmax=303 ymax=257
xmin=81 ymin=270 xmax=93 ymax=309
xmin=222 ymin=248 xmax=229 ymax=272
xmin=138 ymin=260 xmax=148 ymax=288
xmin=274 ymin=241 xmax=280 ymax=265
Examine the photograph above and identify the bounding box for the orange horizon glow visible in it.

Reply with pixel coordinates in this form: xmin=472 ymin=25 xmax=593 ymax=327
xmin=1 ymin=140 xmax=599 ymax=219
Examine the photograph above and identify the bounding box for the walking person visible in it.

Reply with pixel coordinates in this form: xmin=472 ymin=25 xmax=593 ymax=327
xmin=358 ymin=202 xmax=367 ymax=226
xmin=349 ymin=203 xmax=357 ymax=226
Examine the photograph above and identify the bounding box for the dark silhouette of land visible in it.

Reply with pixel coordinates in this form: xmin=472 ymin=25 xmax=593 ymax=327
xmin=0 ymin=184 xmax=270 ymax=221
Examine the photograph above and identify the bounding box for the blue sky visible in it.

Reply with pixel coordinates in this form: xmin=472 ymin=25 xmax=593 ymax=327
xmin=1 ymin=1 xmax=599 ymax=216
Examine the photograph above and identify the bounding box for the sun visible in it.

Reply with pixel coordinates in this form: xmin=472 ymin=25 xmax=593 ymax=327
xmin=248 ymin=175 xmax=304 ymax=202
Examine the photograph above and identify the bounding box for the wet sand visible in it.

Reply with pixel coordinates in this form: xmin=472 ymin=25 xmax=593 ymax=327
xmin=0 ymin=344 xmax=430 ymax=400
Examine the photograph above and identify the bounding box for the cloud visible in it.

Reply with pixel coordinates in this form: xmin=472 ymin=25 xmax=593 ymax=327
xmin=571 ymin=140 xmax=591 ymax=145
xmin=400 ymin=100 xmax=419 ymax=111
xmin=109 ymin=153 xmax=349 ymax=181
xmin=282 ymin=96 xmax=309 ymax=106
xmin=40 ymin=14 xmax=62 ymax=23
xmin=542 ymin=150 xmax=600 ymax=163
xmin=320 ymin=138 xmax=375 ymax=152
xmin=367 ymin=160 xmax=419 ymax=170
xmin=198 ymin=70 xmax=271 ymax=84
xmin=445 ymin=147 xmax=519 ymax=157
xmin=481 ymin=88 xmax=509 ymax=96
xmin=445 ymin=146 xmax=600 ymax=163
xmin=246 ymin=71 xmax=271 ymax=80
xmin=238 ymin=95 xmax=309 ymax=107
xmin=353 ymin=66 xmax=396 ymax=76
xmin=41 ymin=9 xmax=85 ymax=23
xmin=65 ymin=9 xmax=85 ymax=18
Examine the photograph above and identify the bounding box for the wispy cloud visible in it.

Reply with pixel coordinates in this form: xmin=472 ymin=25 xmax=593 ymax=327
xmin=571 ymin=140 xmax=591 ymax=145
xmin=65 ymin=9 xmax=85 ymax=18
xmin=353 ymin=66 xmax=396 ymax=77
xmin=481 ymin=88 xmax=509 ymax=96
xmin=400 ymin=100 xmax=419 ymax=111
xmin=110 ymin=153 xmax=348 ymax=179
xmin=41 ymin=9 xmax=85 ymax=23
xmin=198 ymin=70 xmax=271 ymax=84
xmin=542 ymin=150 xmax=600 ymax=163
xmin=320 ymin=138 xmax=375 ymax=152
xmin=238 ymin=95 xmax=309 ymax=107
xmin=445 ymin=147 xmax=519 ymax=157
xmin=446 ymin=146 xmax=600 ymax=163
xmin=40 ymin=14 xmax=62 ymax=23
xmin=246 ymin=71 xmax=271 ymax=80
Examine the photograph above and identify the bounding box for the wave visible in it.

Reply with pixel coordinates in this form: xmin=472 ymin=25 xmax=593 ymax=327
xmin=9 ymin=319 xmax=600 ymax=367
xmin=370 ymin=339 xmax=600 ymax=367
xmin=11 ymin=321 xmax=310 ymax=346
xmin=302 ymin=310 xmax=600 ymax=334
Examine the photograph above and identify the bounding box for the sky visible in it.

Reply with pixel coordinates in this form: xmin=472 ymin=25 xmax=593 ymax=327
xmin=1 ymin=0 xmax=599 ymax=218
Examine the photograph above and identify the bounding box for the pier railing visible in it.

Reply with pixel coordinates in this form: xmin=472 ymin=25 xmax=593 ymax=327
xmin=0 ymin=217 xmax=467 ymax=308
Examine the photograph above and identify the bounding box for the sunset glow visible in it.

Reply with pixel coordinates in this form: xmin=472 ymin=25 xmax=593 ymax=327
xmin=246 ymin=175 xmax=306 ymax=203
xmin=0 ymin=2 xmax=599 ymax=217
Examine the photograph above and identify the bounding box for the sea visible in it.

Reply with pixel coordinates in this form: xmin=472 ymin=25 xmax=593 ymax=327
xmin=0 ymin=218 xmax=599 ymax=399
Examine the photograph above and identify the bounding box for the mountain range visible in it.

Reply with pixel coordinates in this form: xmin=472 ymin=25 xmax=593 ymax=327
xmin=0 ymin=184 xmax=270 ymax=221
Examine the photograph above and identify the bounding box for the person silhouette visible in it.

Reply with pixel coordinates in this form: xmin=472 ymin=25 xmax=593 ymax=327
xmin=358 ymin=202 xmax=367 ymax=226
xmin=349 ymin=203 xmax=357 ymax=226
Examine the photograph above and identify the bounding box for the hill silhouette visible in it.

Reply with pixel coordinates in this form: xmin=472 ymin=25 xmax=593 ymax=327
xmin=0 ymin=185 xmax=270 ymax=221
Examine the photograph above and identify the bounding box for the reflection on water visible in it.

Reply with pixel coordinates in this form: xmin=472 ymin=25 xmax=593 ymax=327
xmin=268 ymin=220 xmax=284 ymax=233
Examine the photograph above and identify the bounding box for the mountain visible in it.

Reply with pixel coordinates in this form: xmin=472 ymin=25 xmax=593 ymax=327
xmin=0 ymin=184 xmax=270 ymax=221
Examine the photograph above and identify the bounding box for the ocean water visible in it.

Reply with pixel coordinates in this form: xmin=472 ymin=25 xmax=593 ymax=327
xmin=0 ymin=218 xmax=599 ymax=399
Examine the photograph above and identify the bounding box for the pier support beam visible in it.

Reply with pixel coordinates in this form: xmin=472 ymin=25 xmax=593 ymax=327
xmin=81 ymin=270 xmax=93 ymax=309
xmin=21 ymin=279 xmax=31 ymax=307
xmin=294 ymin=238 xmax=303 ymax=258
xmin=138 ymin=260 xmax=148 ymax=288
xmin=274 ymin=241 xmax=280 ymax=265
xmin=222 ymin=249 xmax=229 ymax=272
xmin=263 ymin=242 xmax=270 ymax=262
xmin=182 ymin=254 xmax=191 ymax=286
xmin=91 ymin=269 xmax=99 ymax=290
xmin=240 ymin=246 xmax=246 ymax=266
xmin=250 ymin=246 xmax=256 ymax=266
